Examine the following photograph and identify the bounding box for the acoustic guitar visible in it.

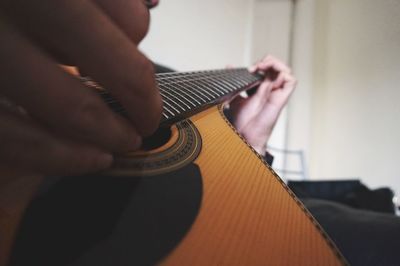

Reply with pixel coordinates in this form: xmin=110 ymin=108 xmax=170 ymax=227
xmin=0 ymin=68 xmax=347 ymax=265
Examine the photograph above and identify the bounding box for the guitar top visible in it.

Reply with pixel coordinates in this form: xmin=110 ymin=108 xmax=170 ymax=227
xmin=1 ymin=69 xmax=347 ymax=266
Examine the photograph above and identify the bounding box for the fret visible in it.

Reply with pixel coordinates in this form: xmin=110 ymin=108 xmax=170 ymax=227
xmin=162 ymin=112 xmax=169 ymax=119
xmin=162 ymin=98 xmax=181 ymax=114
xmin=226 ymin=72 xmax=249 ymax=88
xmin=162 ymin=83 xmax=203 ymax=105
xmin=213 ymin=79 xmax=233 ymax=93
xmin=156 ymin=70 xmax=243 ymax=87
xmin=156 ymin=70 xmax=201 ymax=80
xmin=218 ymin=70 xmax=250 ymax=88
xmin=192 ymin=80 xmax=221 ymax=98
xmin=210 ymin=78 xmax=236 ymax=94
xmin=195 ymin=75 xmax=229 ymax=97
xmin=171 ymin=83 xmax=206 ymax=105
xmin=162 ymin=104 xmax=176 ymax=117
xmin=160 ymin=89 xmax=192 ymax=110
xmin=156 ymin=69 xmax=227 ymax=81
xmin=159 ymin=76 xmax=213 ymax=103
xmin=225 ymin=72 xmax=248 ymax=87
xmin=207 ymin=83 xmax=227 ymax=95
xmin=173 ymin=70 xmax=222 ymax=81
xmin=195 ymin=77 xmax=228 ymax=96
xmin=184 ymin=82 xmax=213 ymax=101
xmin=159 ymin=91 xmax=187 ymax=112
xmin=155 ymin=69 xmax=262 ymax=122
xmin=218 ymin=78 xmax=237 ymax=92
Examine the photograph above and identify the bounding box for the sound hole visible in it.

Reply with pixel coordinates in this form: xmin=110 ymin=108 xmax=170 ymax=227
xmin=141 ymin=127 xmax=172 ymax=151
xmin=107 ymin=120 xmax=202 ymax=177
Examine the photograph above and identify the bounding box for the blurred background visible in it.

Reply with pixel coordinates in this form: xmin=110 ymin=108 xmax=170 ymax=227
xmin=140 ymin=0 xmax=400 ymax=196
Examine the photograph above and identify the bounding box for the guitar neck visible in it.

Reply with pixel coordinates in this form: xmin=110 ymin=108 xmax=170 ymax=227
xmin=83 ymin=68 xmax=262 ymax=125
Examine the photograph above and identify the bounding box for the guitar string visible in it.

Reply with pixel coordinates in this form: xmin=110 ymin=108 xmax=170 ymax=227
xmin=156 ymin=69 xmax=251 ymax=84
xmin=158 ymin=70 xmax=258 ymax=110
xmin=94 ymin=69 xmax=255 ymax=96
xmin=102 ymin=74 xmax=258 ymax=116
xmin=160 ymin=71 xmax=245 ymax=97
xmin=158 ymin=70 xmax=257 ymax=100
xmin=99 ymin=72 xmax=258 ymax=107
xmin=157 ymin=71 xmax=253 ymax=88
xmin=93 ymin=70 xmax=261 ymax=118
xmin=98 ymin=71 xmax=260 ymax=117
xmin=154 ymin=67 xmax=247 ymax=78
xmin=83 ymin=68 xmax=252 ymax=87
xmin=99 ymin=70 xmax=257 ymax=105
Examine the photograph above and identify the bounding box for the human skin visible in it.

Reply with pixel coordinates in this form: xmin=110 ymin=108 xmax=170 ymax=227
xmin=0 ymin=0 xmax=162 ymax=176
xmin=228 ymin=56 xmax=297 ymax=154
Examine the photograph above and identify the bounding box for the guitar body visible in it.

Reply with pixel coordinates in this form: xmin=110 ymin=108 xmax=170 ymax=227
xmin=159 ymin=106 xmax=343 ymax=265
xmin=4 ymin=105 xmax=345 ymax=265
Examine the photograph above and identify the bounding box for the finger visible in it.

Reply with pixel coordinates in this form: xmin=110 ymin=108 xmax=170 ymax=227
xmin=94 ymin=0 xmax=150 ymax=44
xmin=272 ymin=71 xmax=286 ymax=89
xmin=259 ymin=60 xmax=291 ymax=75
xmin=284 ymin=73 xmax=298 ymax=87
xmin=1 ymin=0 xmax=162 ymax=136
xmin=281 ymin=73 xmax=297 ymax=95
xmin=254 ymin=81 xmax=274 ymax=105
xmin=262 ymin=55 xmax=292 ymax=73
xmin=0 ymin=108 xmax=112 ymax=176
xmin=0 ymin=22 xmax=141 ymax=153
xmin=249 ymin=58 xmax=291 ymax=83
xmin=277 ymin=72 xmax=297 ymax=100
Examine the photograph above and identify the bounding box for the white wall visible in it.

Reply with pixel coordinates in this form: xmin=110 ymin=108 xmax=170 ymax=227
xmin=249 ymin=0 xmax=293 ymax=172
xmin=141 ymin=0 xmax=294 ymax=171
xmin=309 ymin=0 xmax=400 ymax=193
xmin=285 ymin=0 xmax=316 ymax=179
xmin=140 ymin=0 xmax=400 ymax=195
xmin=141 ymin=0 xmax=253 ymax=71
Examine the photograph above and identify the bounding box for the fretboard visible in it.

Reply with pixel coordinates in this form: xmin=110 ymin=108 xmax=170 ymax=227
xmin=82 ymin=68 xmax=262 ymax=125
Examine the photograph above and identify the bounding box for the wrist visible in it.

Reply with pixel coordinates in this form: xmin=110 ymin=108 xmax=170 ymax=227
xmin=240 ymin=130 xmax=270 ymax=156
xmin=252 ymin=143 xmax=267 ymax=156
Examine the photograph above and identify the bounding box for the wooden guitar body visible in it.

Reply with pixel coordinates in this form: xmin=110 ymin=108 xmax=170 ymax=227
xmin=2 ymin=105 xmax=345 ymax=265
xmin=158 ymin=106 xmax=344 ymax=265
